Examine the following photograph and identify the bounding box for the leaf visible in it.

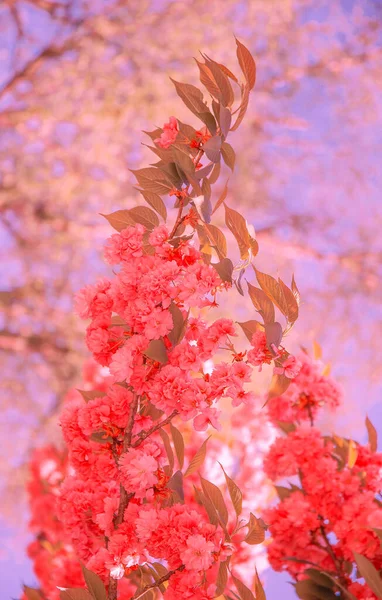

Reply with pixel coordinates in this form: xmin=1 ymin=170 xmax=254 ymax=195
xmin=202 ymin=56 xmax=234 ymax=107
xmin=216 ymin=561 xmax=229 ymax=596
xmin=221 ymin=142 xmax=236 ymax=170
xmin=144 ymin=339 xmax=168 ymax=364
xmin=255 ymin=568 xmax=266 ymax=600
xmin=128 ymin=206 xmax=160 ymax=231
xmin=232 ymin=574 xmax=256 ymax=600
xmin=59 ymin=590 xmax=93 ymax=600
xmin=200 ymin=475 xmax=229 ymax=526
xmin=208 ymin=161 xmax=221 ymax=185
xmin=353 ymin=552 xmax=382 ymax=599
xmin=23 ymin=587 xmax=43 ymax=600
xmin=203 ymin=135 xmax=222 ymax=163
xmin=77 ymin=389 xmax=106 ymax=403
xmin=230 ymin=85 xmax=250 ymax=132
xmin=235 ymin=38 xmax=256 ymax=89
xmin=168 ymin=303 xmax=187 ymax=347
xmin=139 ymin=190 xmax=167 ymax=221
xmin=224 ymin=204 xmax=250 ymax=259
xmin=195 ymin=59 xmax=221 ymax=98
xmin=276 ymin=420 xmax=297 ymax=434
xmin=158 ymin=428 xmax=174 ymax=473
xmin=167 ymin=469 xmax=184 ymax=502
xmin=237 ymin=320 xmax=264 ymax=343
xmin=313 ymin=341 xmax=322 ymax=360
xmin=244 ymin=513 xmax=266 ymax=545
xmin=170 ymin=79 xmax=208 ymax=116
xmin=291 ymin=274 xmax=301 ymax=306
xmin=247 ymin=282 xmax=275 ymax=324
xmin=347 ymin=439 xmax=358 ymax=468
xmin=264 ymin=322 xmax=283 ymax=349
xmin=193 ymin=485 xmax=219 ymax=525
xmin=305 ymin=569 xmax=334 ymax=589
xmin=219 ymin=463 xmax=242 ymax=517
xmin=278 ymin=278 xmax=299 ymax=324
xmin=195 ymin=163 xmax=214 ymax=180
xmin=212 ymin=179 xmax=229 ymax=215
xmin=212 ymin=258 xmax=234 ymax=283
xmin=275 ymin=485 xmax=294 ymax=500
xmin=267 ymin=373 xmax=291 ymax=401
xmin=101 ymin=210 xmax=134 ymax=231
xmin=81 ymin=566 xmax=107 ymax=600
xmin=131 ymin=167 xmax=173 ymax=193
xmin=171 ymin=145 xmax=196 ymax=178
xmin=295 ymin=580 xmax=337 ymax=600
xmin=219 ymin=105 xmax=232 ymax=138
xmin=204 ymin=223 xmax=227 ymax=259
xmin=254 ymin=268 xmax=295 ymax=322
xmin=170 ymin=423 xmax=185 ymax=469
xmin=366 ymin=416 xmax=378 ymax=452
xmin=184 ymin=437 xmax=210 ymax=477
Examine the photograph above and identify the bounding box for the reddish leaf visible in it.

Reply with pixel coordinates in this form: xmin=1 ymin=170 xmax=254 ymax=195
xmin=212 ymin=178 xmax=229 ymax=215
xmin=219 ymin=105 xmax=232 ymax=138
xmin=264 ymin=321 xmax=283 ymax=349
xmin=237 ymin=319 xmax=264 ymax=343
xmin=224 ymin=203 xmax=250 ymax=259
xmin=144 ymin=339 xmax=168 ymax=364
xmin=200 ymin=475 xmax=229 ymax=526
xmin=82 ymin=566 xmax=107 ymax=600
xmin=232 ymin=574 xmax=256 ymax=600
xmin=212 ymin=258 xmax=234 ymax=283
xmin=203 ymin=135 xmax=222 ymax=163
xmin=77 ymin=389 xmax=106 ymax=403
xmin=221 ymin=142 xmax=236 ymax=170
xmin=101 ymin=209 xmax=134 ymax=231
xmin=231 ymin=85 xmax=250 ymax=132
xmin=219 ymin=462 xmax=242 ymax=517
xmin=366 ymin=416 xmax=378 ymax=452
xmin=244 ymin=513 xmax=266 ymax=545
xmin=159 ymin=428 xmax=174 ymax=473
xmin=59 ymin=590 xmax=93 ymax=600
xmin=204 ymin=223 xmax=228 ymax=259
xmin=247 ymin=282 xmax=275 ymax=324
xmin=184 ymin=437 xmax=210 ymax=477
xmin=23 ymin=587 xmax=43 ymax=600
xmin=235 ymin=38 xmax=256 ymax=89
xmin=139 ymin=189 xmax=167 ymax=221
xmin=170 ymin=423 xmax=185 ymax=469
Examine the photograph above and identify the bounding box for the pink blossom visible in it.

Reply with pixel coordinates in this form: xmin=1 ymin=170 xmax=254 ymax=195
xmin=180 ymin=534 xmax=215 ymax=571
xmin=154 ymin=116 xmax=178 ymax=149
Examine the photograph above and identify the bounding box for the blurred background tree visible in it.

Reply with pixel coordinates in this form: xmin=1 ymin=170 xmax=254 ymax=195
xmin=0 ymin=0 xmax=381 ymax=596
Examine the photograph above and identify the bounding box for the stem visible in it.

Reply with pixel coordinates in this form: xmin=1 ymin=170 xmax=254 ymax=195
xmin=132 ymin=565 xmax=185 ymax=600
xmin=108 ymin=393 xmax=139 ymax=600
xmin=169 ymin=199 xmax=184 ymax=239
xmin=132 ymin=410 xmax=178 ymax=447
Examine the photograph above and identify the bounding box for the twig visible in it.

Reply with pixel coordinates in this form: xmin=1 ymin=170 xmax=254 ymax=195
xmin=132 ymin=410 xmax=178 ymax=447
xmin=132 ymin=565 xmax=185 ymax=600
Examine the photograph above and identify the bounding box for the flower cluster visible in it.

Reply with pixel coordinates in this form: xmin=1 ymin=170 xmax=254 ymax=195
xmin=267 ymin=350 xmax=342 ymax=425
xmin=263 ymin=352 xmax=382 ymax=599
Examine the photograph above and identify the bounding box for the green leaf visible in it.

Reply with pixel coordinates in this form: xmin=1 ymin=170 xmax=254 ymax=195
xmin=235 ymin=38 xmax=256 ymax=89
xmin=354 ymin=552 xmax=382 ymax=599
xmin=184 ymin=437 xmax=210 ymax=477
xmin=219 ymin=462 xmax=242 ymax=517
xmin=81 ymin=566 xmax=107 ymax=600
